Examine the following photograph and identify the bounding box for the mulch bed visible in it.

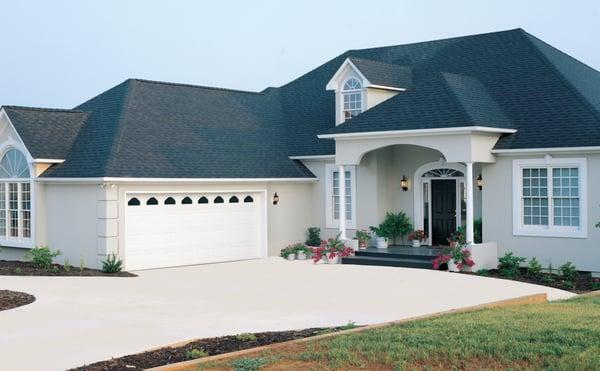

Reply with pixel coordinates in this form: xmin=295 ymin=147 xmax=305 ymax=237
xmin=0 ymin=260 xmax=136 ymax=277
xmin=465 ymin=268 xmax=599 ymax=293
xmin=0 ymin=290 xmax=35 ymax=311
xmin=71 ymin=327 xmax=346 ymax=371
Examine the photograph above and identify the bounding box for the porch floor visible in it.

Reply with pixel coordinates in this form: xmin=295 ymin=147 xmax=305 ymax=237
xmin=342 ymin=245 xmax=442 ymax=269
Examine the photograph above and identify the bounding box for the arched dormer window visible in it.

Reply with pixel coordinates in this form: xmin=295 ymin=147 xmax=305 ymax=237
xmin=0 ymin=149 xmax=31 ymax=241
xmin=342 ymin=78 xmax=362 ymax=121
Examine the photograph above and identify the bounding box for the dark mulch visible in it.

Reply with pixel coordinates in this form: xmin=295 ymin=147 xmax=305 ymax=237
xmin=466 ymin=268 xmax=599 ymax=293
xmin=0 ymin=290 xmax=35 ymax=311
xmin=0 ymin=260 xmax=136 ymax=277
xmin=71 ymin=327 xmax=347 ymax=371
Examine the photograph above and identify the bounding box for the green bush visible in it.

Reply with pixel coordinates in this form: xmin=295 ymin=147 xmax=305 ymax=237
xmin=476 ymin=269 xmax=490 ymax=276
xmin=231 ymin=357 xmax=269 ymax=371
xmin=63 ymin=259 xmax=72 ymax=272
xmin=305 ymin=227 xmax=321 ymax=246
xmin=498 ymin=252 xmax=526 ymax=278
xmin=454 ymin=218 xmax=483 ymax=244
xmin=562 ymin=281 xmax=576 ymax=290
xmin=527 ymin=257 xmax=543 ymax=279
xmin=592 ymin=281 xmax=600 ymax=290
xmin=236 ymin=333 xmax=257 ymax=342
xmin=559 ymin=262 xmax=578 ymax=283
xmin=185 ymin=348 xmax=207 ymax=359
xmin=540 ymin=274 xmax=555 ymax=285
xmin=340 ymin=320 xmax=358 ymax=330
xmin=370 ymin=212 xmax=413 ymax=245
xmin=101 ymin=253 xmax=123 ymax=273
xmin=25 ymin=246 xmax=61 ymax=269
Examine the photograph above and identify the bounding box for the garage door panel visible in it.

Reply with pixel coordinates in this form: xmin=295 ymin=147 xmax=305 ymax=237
xmin=125 ymin=192 xmax=264 ymax=270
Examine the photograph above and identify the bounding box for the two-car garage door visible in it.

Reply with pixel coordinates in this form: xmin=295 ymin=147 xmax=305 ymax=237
xmin=125 ymin=192 xmax=265 ymax=270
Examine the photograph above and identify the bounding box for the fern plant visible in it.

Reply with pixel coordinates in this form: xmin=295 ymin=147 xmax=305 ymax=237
xmin=370 ymin=212 xmax=413 ymax=245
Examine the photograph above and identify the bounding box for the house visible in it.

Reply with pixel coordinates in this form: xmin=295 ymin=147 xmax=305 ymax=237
xmin=0 ymin=28 xmax=599 ymax=272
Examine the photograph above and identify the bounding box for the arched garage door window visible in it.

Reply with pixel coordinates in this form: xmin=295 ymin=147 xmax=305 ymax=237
xmin=0 ymin=149 xmax=32 ymax=240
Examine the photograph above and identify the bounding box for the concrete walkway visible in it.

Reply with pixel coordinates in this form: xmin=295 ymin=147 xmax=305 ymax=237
xmin=0 ymin=258 xmax=575 ymax=371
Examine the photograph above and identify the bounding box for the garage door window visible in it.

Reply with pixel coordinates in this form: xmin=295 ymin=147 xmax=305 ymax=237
xmin=229 ymin=196 xmax=239 ymax=203
xmin=244 ymin=196 xmax=254 ymax=203
xmin=214 ymin=196 xmax=224 ymax=203
xmin=182 ymin=197 xmax=193 ymax=205
xmin=147 ymin=197 xmax=158 ymax=205
xmin=165 ymin=197 xmax=176 ymax=205
xmin=128 ymin=198 xmax=140 ymax=206
xmin=199 ymin=196 xmax=209 ymax=204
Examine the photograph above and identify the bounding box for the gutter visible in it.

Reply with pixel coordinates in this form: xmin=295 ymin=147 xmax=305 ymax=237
xmin=36 ymin=177 xmax=319 ymax=184
xmin=317 ymin=126 xmax=517 ymax=140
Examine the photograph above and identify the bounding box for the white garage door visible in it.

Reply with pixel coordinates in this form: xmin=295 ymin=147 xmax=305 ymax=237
xmin=125 ymin=192 xmax=265 ymax=270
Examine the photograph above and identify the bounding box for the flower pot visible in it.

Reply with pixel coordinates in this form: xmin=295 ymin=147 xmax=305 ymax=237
xmin=296 ymin=251 xmax=307 ymax=260
xmin=286 ymin=254 xmax=296 ymax=261
xmin=327 ymin=255 xmax=340 ymax=264
xmin=412 ymin=240 xmax=421 ymax=247
xmin=447 ymin=259 xmax=460 ymax=272
xmin=375 ymin=237 xmax=388 ymax=249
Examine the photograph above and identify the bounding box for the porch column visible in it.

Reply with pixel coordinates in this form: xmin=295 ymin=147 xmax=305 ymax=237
xmin=338 ymin=164 xmax=347 ymax=240
xmin=465 ymin=162 xmax=474 ymax=245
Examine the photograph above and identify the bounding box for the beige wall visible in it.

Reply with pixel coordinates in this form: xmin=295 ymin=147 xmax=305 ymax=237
xmin=483 ymin=154 xmax=600 ymax=273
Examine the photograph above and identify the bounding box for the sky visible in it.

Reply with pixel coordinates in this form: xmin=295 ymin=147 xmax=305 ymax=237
xmin=1 ymin=0 xmax=599 ymax=109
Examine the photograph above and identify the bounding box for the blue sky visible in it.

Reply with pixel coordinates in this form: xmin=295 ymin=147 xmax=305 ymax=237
xmin=1 ymin=0 xmax=599 ymax=108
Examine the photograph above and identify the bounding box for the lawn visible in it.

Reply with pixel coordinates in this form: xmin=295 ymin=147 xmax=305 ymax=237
xmin=205 ymin=294 xmax=600 ymax=370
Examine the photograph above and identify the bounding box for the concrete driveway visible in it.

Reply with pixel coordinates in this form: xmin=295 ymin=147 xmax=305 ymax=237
xmin=0 ymin=258 xmax=574 ymax=371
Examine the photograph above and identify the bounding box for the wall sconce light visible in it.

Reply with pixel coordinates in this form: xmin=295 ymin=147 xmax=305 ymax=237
xmin=400 ymin=175 xmax=409 ymax=192
xmin=272 ymin=192 xmax=279 ymax=205
xmin=476 ymin=174 xmax=483 ymax=190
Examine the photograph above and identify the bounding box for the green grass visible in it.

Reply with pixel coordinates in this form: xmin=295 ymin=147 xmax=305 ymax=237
xmin=293 ymin=294 xmax=600 ymax=370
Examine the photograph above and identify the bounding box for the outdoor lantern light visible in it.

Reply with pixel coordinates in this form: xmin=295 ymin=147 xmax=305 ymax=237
xmin=400 ymin=175 xmax=409 ymax=191
xmin=272 ymin=192 xmax=279 ymax=205
xmin=476 ymin=174 xmax=483 ymax=190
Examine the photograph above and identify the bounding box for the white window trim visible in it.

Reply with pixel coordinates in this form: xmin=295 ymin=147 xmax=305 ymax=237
xmin=325 ymin=164 xmax=356 ymax=230
xmin=512 ymin=157 xmax=588 ymax=238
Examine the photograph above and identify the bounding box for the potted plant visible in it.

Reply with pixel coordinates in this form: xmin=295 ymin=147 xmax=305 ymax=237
xmin=305 ymin=227 xmax=321 ymax=248
xmin=408 ymin=230 xmax=427 ymax=247
xmin=370 ymin=211 xmax=414 ymax=248
xmin=432 ymin=243 xmax=475 ymax=272
xmin=355 ymin=230 xmax=371 ymax=249
xmin=312 ymin=233 xmax=354 ymax=264
xmin=280 ymin=245 xmax=296 ymax=261
xmin=293 ymin=243 xmax=311 ymax=260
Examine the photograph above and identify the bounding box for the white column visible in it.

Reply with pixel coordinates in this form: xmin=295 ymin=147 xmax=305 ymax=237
xmin=465 ymin=162 xmax=474 ymax=245
xmin=338 ymin=164 xmax=347 ymax=240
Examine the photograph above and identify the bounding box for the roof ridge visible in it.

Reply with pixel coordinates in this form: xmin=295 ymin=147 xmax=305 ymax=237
xmin=2 ymin=105 xmax=85 ymax=113
xmin=347 ymin=28 xmax=524 ymax=54
xmin=521 ymin=32 xmax=600 ymax=122
xmin=132 ymin=78 xmax=266 ymax=95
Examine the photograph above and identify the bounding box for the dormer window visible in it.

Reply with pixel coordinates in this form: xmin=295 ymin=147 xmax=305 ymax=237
xmin=342 ymin=78 xmax=362 ymax=121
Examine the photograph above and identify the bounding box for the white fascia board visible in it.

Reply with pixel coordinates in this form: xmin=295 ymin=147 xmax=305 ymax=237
xmin=36 ymin=177 xmax=318 ymax=184
xmin=33 ymin=158 xmax=65 ymax=164
xmin=368 ymin=85 xmax=406 ymax=92
xmin=288 ymin=155 xmax=335 ymax=160
xmin=492 ymin=146 xmax=600 ymax=155
xmin=325 ymin=58 xmax=371 ymax=91
xmin=317 ymin=126 xmax=517 ymax=140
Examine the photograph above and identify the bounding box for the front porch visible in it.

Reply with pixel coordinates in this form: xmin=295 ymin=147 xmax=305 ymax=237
xmin=342 ymin=245 xmax=441 ymax=269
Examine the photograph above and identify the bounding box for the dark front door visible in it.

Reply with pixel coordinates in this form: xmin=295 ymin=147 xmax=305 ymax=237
xmin=431 ymin=179 xmax=456 ymax=245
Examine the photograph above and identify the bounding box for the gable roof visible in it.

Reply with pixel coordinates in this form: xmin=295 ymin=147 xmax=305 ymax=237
xmin=2 ymin=106 xmax=88 ymax=160
xmin=348 ymin=58 xmax=413 ymax=89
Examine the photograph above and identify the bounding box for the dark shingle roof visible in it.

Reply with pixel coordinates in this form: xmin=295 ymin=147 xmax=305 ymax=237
xmin=349 ymin=58 xmax=413 ymax=88
xmin=2 ymin=106 xmax=88 ymax=159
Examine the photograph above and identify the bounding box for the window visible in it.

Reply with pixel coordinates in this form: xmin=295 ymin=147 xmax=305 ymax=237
xmin=164 ymin=197 xmax=176 ymax=205
xmin=214 ymin=196 xmax=224 ymax=204
xmin=198 ymin=196 xmax=209 ymax=204
xmin=128 ymin=198 xmax=140 ymax=206
xmin=229 ymin=196 xmax=239 ymax=203
xmin=325 ymin=164 xmax=356 ymax=229
xmin=342 ymin=78 xmax=362 ymax=121
xmin=182 ymin=197 xmax=193 ymax=205
xmin=513 ymin=158 xmax=587 ymax=238
xmin=0 ymin=149 xmax=32 ymax=243
xmin=147 ymin=197 xmax=158 ymax=205
xmin=244 ymin=195 xmax=254 ymax=203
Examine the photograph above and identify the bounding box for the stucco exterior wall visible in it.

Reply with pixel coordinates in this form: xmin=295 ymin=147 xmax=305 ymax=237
xmin=483 ymin=154 xmax=600 ymax=273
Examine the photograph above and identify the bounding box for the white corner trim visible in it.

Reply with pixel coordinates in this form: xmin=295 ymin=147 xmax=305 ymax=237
xmin=325 ymin=58 xmax=371 ymax=91
xmin=289 ymin=155 xmax=335 ymax=160
xmin=317 ymin=126 xmax=517 ymax=140
xmin=324 ymin=164 xmax=356 ymax=230
xmin=36 ymin=177 xmax=319 ymax=184
xmin=33 ymin=158 xmax=65 ymax=164
xmin=493 ymin=146 xmax=600 ymax=155
xmin=512 ymin=157 xmax=588 ymax=239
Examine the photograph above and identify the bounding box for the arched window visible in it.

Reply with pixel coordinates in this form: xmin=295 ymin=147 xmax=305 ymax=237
xmin=147 ymin=197 xmax=158 ymax=205
xmin=0 ymin=149 xmax=31 ymax=240
xmin=422 ymin=168 xmax=464 ymax=178
xmin=342 ymin=78 xmax=362 ymax=121
xmin=198 ymin=196 xmax=209 ymax=204
xmin=214 ymin=196 xmax=224 ymax=204
xmin=229 ymin=196 xmax=239 ymax=203
xmin=128 ymin=198 xmax=141 ymax=206
xmin=164 ymin=197 xmax=176 ymax=205
xmin=182 ymin=197 xmax=193 ymax=205
xmin=244 ymin=195 xmax=254 ymax=203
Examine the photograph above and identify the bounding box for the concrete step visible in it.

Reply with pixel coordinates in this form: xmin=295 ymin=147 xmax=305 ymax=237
xmin=341 ymin=255 xmax=434 ymax=269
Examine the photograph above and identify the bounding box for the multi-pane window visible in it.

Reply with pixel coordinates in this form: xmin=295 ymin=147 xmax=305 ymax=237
xmin=326 ymin=165 xmax=356 ymax=229
xmin=0 ymin=149 xmax=32 ymax=242
xmin=342 ymin=78 xmax=362 ymax=121
xmin=332 ymin=170 xmax=352 ymax=221
xmin=515 ymin=158 xmax=586 ymax=238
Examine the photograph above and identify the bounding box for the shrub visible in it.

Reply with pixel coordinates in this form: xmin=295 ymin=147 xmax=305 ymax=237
xmin=562 ymin=281 xmax=576 ymax=290
xmin=14 ymin=267 xmax=22 ymax=275
xmin=498 ymin=252 xmax=526 ymax=278
xmin=370 ymin=211 xmax=413 ymax=245
xmin=185 ymin=348 xmax=207 ymax=359
xmin=340 ymin=320 xmax=357 ymax=330
xmin=476 ymin=269 xmax=490 ymax=276
xmin=540 ymin=274 xmax=555 ymax=285
xmin=63 ymin=259 xmax=72 ymax=272
xmin=279 ymin=245 xmax=296 ymax=259
xmin=591 ymin=281 xmax=600 ymax=291
xmin=51 ymin=266 xmax=60 ymax=274
xmin=231 ymin=357 xmax=269 ymax=371
xmin=527 ymin=257 xmax=543 ymax=279
xmin=305 ymin=227 xmax=321 ymax=247
xmin=101 ymin=253 xmax=123 ymax=273
xmin=79 ymin=259 xmax=85 ymax=272
xmin=559 ymin=262 xmax=578 ymax=283
xmin=236 ymin=333 xmax=257 ymax=342
xmin=25 ymin=246 xmax=61 ymax=269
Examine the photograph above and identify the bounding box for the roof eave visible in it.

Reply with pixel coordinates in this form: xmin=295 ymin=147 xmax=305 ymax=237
xmin=318 ymin=125 xmax=517 ymax=140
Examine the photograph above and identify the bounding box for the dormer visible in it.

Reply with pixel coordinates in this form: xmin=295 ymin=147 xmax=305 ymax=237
xmin=326 ymin=57 xmax=411 ymax=125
